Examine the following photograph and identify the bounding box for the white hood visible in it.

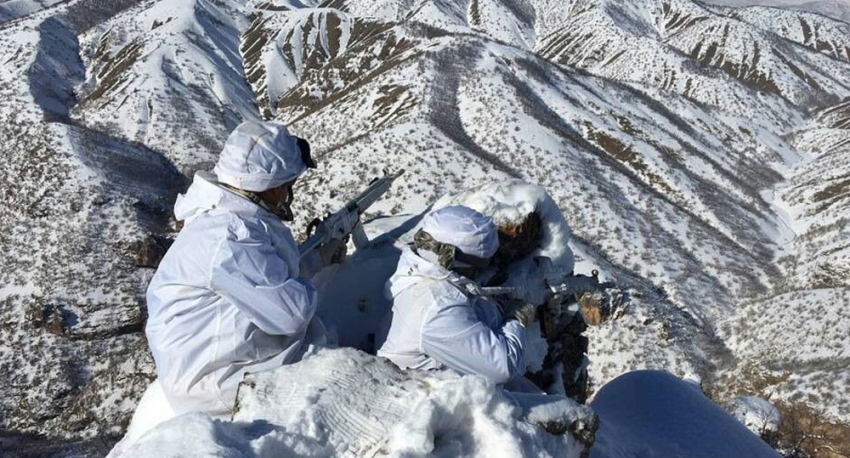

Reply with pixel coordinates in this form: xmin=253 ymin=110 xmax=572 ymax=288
xmin=386 ymin=247 xmax=454 ymax=300
xmin=174 ymin=171 xmax=262 ymax=224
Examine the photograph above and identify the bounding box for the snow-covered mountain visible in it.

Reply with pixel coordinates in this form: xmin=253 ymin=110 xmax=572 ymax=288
xmin=1 ymin=0 xmax=849 ymax=455
xmin=702 ymin=0 xmax=850 ymax=24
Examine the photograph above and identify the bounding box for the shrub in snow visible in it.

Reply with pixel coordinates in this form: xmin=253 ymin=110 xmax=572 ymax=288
xmin=434 ymin=179 xmax=575 ymax=270
xmin=730 ymin=396 xmax=782 ymax=440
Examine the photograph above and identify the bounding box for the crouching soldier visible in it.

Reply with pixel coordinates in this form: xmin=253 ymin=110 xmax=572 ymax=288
xmin=145 ymin=120 xmax=339 ymax=417
xmin=377 ymin=205 xmax=536 ymax=385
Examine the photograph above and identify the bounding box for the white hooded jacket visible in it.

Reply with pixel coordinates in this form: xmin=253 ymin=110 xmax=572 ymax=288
xmin=377 ymin=247 xmax=527 ymax=384
xmin=145 ymin=171 xmax=318 ymax=416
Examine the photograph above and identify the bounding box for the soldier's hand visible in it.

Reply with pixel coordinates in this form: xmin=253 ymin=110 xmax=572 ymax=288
xmin=301 ymin=237 xmax=349 ymax=278
xmin=500 ymin=298 xmax=537 ymax=328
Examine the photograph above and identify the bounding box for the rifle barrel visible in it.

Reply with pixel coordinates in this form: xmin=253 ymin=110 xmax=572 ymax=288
xmin=298 ymin=169 xmax=404 ymax=258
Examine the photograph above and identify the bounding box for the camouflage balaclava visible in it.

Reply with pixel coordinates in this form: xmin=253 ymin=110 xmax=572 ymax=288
xmin=413 ymin=229 xmax=458 ymax=270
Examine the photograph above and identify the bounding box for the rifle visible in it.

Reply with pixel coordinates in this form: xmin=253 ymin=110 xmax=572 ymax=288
xmin=298 ymin=169 xmax=405 ymax=259
xmin=457 ymin=254 xmax=606 ymax=306
xmin=476 ymin=270 xmax=602 ymax=299
xmin=458 ymin=270 xmax=603 ymax=303
xmin=467 ymin=259 xmax=611 ymax=403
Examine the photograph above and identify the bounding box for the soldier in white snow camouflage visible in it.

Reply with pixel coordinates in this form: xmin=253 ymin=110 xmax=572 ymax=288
xmin=377 ymin=206 xmax=537 ymax=384
xmin=144 ymin=121 xmax=337 ymax=417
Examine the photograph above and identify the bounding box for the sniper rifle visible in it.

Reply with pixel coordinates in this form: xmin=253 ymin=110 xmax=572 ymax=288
xmin=458 ymin=255 xmax=606 ymax=304
xmin=476 ymin=270 xmax=602 ymax=300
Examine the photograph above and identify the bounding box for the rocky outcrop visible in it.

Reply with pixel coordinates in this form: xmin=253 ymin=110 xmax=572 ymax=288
xmin=130 ymin=234 xmax=173 ymax=269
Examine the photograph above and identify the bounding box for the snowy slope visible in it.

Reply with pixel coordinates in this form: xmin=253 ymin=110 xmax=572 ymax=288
xmin=0 ymin=0 xmax=67 ymax=25
xmin=535 ymin=0 xmax=850 ymax=120
xmin=1 ymin=0 xmax=850 ymax=454
xmin=702 ymin=0 xmax=850 ymax=24
xmin=717 ymin=98 xmax=850 ymax=421
xmin=0 ymin=0 xmax=181 ymax=443
xmin=731 ymin=6 xmax=850 ymax=62
xmin=73 ymin=0 xmax=260 ymax=172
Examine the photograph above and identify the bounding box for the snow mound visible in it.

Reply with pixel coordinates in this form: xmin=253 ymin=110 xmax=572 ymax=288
xmin=590 ymin=371 xmax=781 ymax=458
xmin=120 ymin=411 xmax=333 ymax=458
xmin=123 ymin=348 xmax=593 ymax=457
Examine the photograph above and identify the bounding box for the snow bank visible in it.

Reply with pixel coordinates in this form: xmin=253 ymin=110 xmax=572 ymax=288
xmin=312 ymin=237 xmax=404 ymax=352
xmin=106 ymin=380 xmax=177 ymax=458
xmin=121 ymin=348 xmax=592 ymax=458
xmin=119 ymin=412 xmax=332 ymax=458
xmin=590 ymin=371 xmax=781 ymax=458
xmin=388 ymin=376 xmax=589 ymax=458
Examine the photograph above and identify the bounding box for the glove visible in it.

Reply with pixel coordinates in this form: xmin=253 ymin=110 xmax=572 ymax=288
xmin=300 ymin=251 xmax=324 ymax=278
xmin=500 ymin=298 xmax=537 ymax=328
xmin=319 ymin=236 xmax=348 ymax=266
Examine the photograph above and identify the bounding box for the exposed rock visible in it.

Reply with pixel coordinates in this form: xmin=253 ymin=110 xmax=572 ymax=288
xmin=529 ymin=303 xmax=591 ymax=403
xmin=130 ymin=234 xmax=173 ymax=269
xmin=27 ymin=302 xmax=69 ymax=336
xmin=494 ymin=211 xmax=543 ymax=267
xmin=579 ymin=293 xmax=606 ymax=326
xmin=579 ymin=289 xmax=628 ymax=326
xmin=579 ymin=294 xmax=608 ymax=326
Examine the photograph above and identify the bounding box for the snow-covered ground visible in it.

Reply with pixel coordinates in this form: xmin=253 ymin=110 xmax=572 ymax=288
xmin=111 ymin=349 xmax=595 ymax=458
xmin=2 ymin=0 xmax=850 ymax=455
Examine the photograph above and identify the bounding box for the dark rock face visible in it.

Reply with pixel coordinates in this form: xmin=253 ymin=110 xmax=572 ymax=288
xmin=494 ymin=212 xmax=543 ymax=266
xmin=130 ymin=234 xmax=174 ymax=269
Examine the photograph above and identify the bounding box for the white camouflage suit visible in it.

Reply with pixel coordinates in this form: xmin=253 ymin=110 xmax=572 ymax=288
xmin=378 ymin=206 xmax=528 ymax=384
xmin=145 ymin=121 xmax=319 ymax=416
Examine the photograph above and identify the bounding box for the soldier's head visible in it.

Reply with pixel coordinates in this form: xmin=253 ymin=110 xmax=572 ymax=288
xmin=414 ymin=205 xmax=499 ymax=279
xmin=214 ymin=121 xmax=316 ymax=221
